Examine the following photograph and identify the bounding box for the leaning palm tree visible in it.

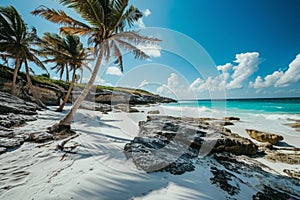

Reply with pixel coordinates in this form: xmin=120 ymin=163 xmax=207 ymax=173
xmin=32 ymin=0 xmax=160 ymax=133
xmin=0 ymin=6 xmax=47 ymax=106
xmin=39 ymin=32 xmax=93 ymax=112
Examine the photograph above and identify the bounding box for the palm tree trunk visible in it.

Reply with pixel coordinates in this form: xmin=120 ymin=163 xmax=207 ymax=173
xmin=11 ymin=58 xmax=21 ymax=95
xmin=56 ymin=67 xmax=76 ymax=112
xmin=80 ymin=69 xmax=83 ymax=84
xmin=66 ymin=65 xmax=70 ymax=83
xmin=24 ymin=59 xmax=44 ymax=108
xmin=51 ymin=48 xmax=104 ymax=132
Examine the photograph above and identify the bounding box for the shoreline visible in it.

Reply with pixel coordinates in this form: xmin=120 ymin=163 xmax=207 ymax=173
xmin=0 ymin=104 xmax=299 ymax=199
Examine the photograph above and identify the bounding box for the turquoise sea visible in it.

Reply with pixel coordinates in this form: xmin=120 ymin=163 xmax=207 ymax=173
xmin=165 ymin=98 xmax=300 ymax=114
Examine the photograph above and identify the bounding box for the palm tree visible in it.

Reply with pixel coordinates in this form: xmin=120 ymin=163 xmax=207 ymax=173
xmin=0 ymin=6 xmax=47 ymax=106
xmin=39 ymin=32 xmax=93 ymax=112
xmin=32 ymin=0 xmax=160 ymax=133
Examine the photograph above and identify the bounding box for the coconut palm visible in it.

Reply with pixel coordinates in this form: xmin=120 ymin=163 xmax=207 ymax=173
xmin=0 ymin=6 xmax=47 ymax=106
xmin=39 ymin=32 xmax=93 ymax=112
xmin=32 ymin=0 xmax=160 ymax=133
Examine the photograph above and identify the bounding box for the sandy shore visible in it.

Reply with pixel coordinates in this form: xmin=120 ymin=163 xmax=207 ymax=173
xmin=0 ymin=105 xmax=299 ymax=199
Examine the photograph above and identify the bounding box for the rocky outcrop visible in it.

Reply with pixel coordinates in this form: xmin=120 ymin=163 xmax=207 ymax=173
xmin=264 ymin=152 xmax=300 ymax=165
xmin=147 ymin=110 xmax=160 ymax=114
xmin=124 ymin=116 xmax=258 ymax=175
xmin=0 ymin=91 xmax=55 ymax=154
xmin=80 ymin=101 xmax=112 ymax=113
xmin=283 ymin=169 xmax=300 ymax=179
xmin=246 ymin=129 xmax=284 ymax=144
xmin=114 ymin=104 xmax=139 ymax=113
xmin=92 ymin=90 xmax=176 ymax=105
xmin=224 ymin=116 xmax=240 ymax=121
xmin=0 ymin=91 xmax=37 ymax=115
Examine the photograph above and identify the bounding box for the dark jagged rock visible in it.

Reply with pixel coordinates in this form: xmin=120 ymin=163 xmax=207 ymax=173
xmin=114 ymin=104 xmax=139 ymax=113
xmin=212 ymin=153 xmax=300 ymax=198
xmin=224 ymin=117 xmax=240 ymax=121
xmin=29 ymin=132 xmax=53 ymax=143
xmin=80 ymin=101 xmax=112 ymax=113
xmin=0 ymin=147 xmax=6 ymax=154
xmin=210 ymin=166 xmax=240 ymax=195
xmin=0 ymin=91 xmax=37 ymax=115
xmin=246 ymin=129 xmax=284 ymax=144
xmin=0 ymin=114 xmax=37 ymax=128
xmin=264 ymin=152 xmax=300 ymax=165
xmin=252 ymin=185 xmax=298 ymax=200
xmin=283 ymin=169 xmax=300 ymax=179
xmin=124 ymin=115 xmax=258 ymax=175
xmin=0 ymin=138 xmax=24 ymax=148
xmin=147 ymin=110 xmax=160 ymax=114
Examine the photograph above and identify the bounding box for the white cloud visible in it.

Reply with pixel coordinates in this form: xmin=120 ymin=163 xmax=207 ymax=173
xmin=217 ymin=63 xmax=233 ymax=82
xmin=189 ymin=78 xmax=206 ymax=91
xmin=137 ymin=44 xmax=162 ymax=58
xmin=249 ymin=53 xmax=300 ymax=89
xmin=106 ymin=66 xmax=122 ymax=76
xmin=156 ymin=73 xmax=179 ymax=94
xmin=249 ymin=71 xmax=284 ymax=88
xmin=276 ymin=54 xmax=300 ymax=87
xmin=189 ymin=76 xmax=226 ymax=92
xmin=226 ymin=52 xmax=260 ymax=89
xmin=139 ymin=80 xmax=148 ymax=88
xmin=94 ymin=77 xmax=107 ymax=85
xmin=144 ymin=9 xmax=151 ymax=17
xmin=137 ymin=18 xmax=145 ymax=29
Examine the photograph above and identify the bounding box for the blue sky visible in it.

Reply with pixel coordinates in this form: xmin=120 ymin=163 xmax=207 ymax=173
xmin=1 ymin=0 xmax=300 ymax=99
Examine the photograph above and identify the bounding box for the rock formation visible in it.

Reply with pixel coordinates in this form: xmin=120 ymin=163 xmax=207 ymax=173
xmin=246 ymin=129 xmax=284 ymax=144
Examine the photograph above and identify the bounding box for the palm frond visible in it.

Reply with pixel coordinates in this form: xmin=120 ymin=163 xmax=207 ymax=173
xmin=115 ymin=38 xmax=149 ymax=60
xmin=31 ymin=6 xmax=90 ymax=29
xmin=110 ymin=40 xmax=123 ymax=72
xmin=60 ymin=27 xmax=92 ymax=36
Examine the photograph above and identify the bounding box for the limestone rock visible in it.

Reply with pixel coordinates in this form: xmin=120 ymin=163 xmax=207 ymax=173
xmin=124 ymin=115 xmax=258 ymax=175
xmin=29 ymin=132 xmax=53 ymax=142
xmin=80 ymin=101 xmax=112 ymax=113
xmin=0 ymin=91 xmax=37 ymax=115
xmin=0 ymin=137 xmax=24 ymax=148
xmin=0 ymin=113 xmax=36 ymax=128
xmin=246 ymin=129 xmax=284 ymax=144
xmin=147 ymin=110 xmax=160 ymax=114
xmin=224 ymin=116 xmax=240 ymax=121
xmin=283 ymin=169 xmax=300 ymax=179
xmin=264 ymin=152 xmax=300 ymax=165
xmin=0 ymin=147 xmax=6 ymax=154
xmin=114 ymin=104 xmax=139 ymax=113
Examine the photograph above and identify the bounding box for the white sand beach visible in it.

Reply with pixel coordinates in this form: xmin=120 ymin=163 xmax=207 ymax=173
xmin=0 ymin=105 xmax=300 ymax=200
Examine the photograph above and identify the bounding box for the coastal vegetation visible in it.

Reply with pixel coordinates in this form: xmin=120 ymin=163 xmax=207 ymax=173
xmin=0 ymin=1 xmax=160 ymax=133
xmin=32 ymin=0 xmax=160 ymax=133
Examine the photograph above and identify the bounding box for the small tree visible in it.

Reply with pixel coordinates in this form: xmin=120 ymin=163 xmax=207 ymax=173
xmin=0 ymin=6 xmax=47 ymax=106
xmin=32 ymin=0 xmax=160 ymax=133
xmin=39 ymin=33 xmax=93 ymax=112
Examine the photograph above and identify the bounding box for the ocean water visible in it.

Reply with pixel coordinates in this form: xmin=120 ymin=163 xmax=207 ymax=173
xmin=160 ymin=98 xmax=300 ymax=137
xmin=165 ymin=98 xmax=300 ymax=114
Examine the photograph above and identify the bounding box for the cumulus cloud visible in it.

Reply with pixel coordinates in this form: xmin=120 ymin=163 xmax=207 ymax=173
xmin=217 ymin=63 xmax=233 ymax=82
xmin=144 ymin=9 xmax=151 ymax=17
xmin=106 ymin=66 xmax=122 ymax=76
xmin=137 ymin=18 xmax=145 ymax=29
xmin=189 ymin=52 xmax=260 ymax=92
xmin=250 ymin=53 xmax=300 ymax=89
xmin=156 ymin=73 xmax=179 ymax=94
xmin=249 ymin=71 xmax=284 ymax=88
xmin=276 ymin=54 xmax=300 ymax=87
xmin=189 ymin=76 xmax=226 ymax=92
xmin=137 ymin=44 xmax=162 ymax=58
xmin=226 ymin=52 xmax=260 ymax=89
xmin=139 ymin=80 xmax=148 ymax=88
